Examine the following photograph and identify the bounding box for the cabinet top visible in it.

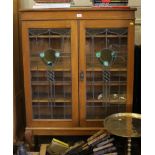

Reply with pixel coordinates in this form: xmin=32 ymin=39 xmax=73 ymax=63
xmin=20 ymin=7 xmax=137 ymax=12
xmin=19 ymin=7 xmax=137 ymax=21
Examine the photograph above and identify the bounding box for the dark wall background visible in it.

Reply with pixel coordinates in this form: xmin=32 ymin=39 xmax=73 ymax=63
xmin=133 ymin=45 xmax=141 ymax=114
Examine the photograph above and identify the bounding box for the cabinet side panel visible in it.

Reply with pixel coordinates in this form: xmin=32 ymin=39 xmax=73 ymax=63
xmin=22 ymin=22 xmax=33 ymax=126
xmin=127 ymin=21 xmax=135 ymax=112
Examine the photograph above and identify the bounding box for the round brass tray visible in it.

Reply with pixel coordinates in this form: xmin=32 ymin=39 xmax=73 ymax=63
xmin=104 ymin=113 xmax=141 ymax=138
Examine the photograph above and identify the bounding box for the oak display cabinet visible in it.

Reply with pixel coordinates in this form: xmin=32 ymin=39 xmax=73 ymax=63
xmin=20 ymin=8 xmax=136 ymax=138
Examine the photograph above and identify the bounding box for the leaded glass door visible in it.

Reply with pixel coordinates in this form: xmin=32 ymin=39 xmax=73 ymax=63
xmin=22 ymin=21 xmax=79 ymax=127
xmin=79 ymin=20 xmax=134 ymax=127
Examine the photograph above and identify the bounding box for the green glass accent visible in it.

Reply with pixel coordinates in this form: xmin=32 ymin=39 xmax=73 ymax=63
xmin=55 ymin=51 xmax=60 ymax=58
xmin=111 ymin=51 xmax=117 ymax=58
xmin=96 ymin=51 xmax=101 ymax=58
xmin=96 ymin=49 xmax=117 ymax=67
xmin=40 ymin=49 xmax=58 ymax=66
xmin=103 ymin=61 xmax=109 ymax=67
xmin=47 ymin=61 xmax=52 ymax=66
xmin=40 ymin=52 xmax=45 ymax=58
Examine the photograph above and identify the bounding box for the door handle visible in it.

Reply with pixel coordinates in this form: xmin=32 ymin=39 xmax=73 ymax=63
xmin=80 ymin=71 xmax=84 ymax=81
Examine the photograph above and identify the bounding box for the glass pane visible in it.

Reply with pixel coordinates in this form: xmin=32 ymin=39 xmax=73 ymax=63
xmin=29 ymin=28 xmax=72 ymax=119
xmin=33 ymin=103 xmax=72 ymax=119
xmin=86 ymin=103 xmax=126 ymax=119
xmin=86 ymin=28 xmax=128 ymax=119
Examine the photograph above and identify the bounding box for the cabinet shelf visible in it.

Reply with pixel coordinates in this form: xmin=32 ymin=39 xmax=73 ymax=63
xmin=31 ymin=66 xmax=126 ymax=72
xmin=31 ymin=65 xmax=71 ymax=71
xmin=87 ymin=67 xmax=127 ymax=72
xmin=32 ymin=81 xmax=126 ymax=86
xmin=87 ymin=99 xmax=126 ymax=103
xmin=32 ymin=98 xmax=71 ymax=103
xmin=87 ymin=81 xmax=126 ymax=86
xmin=29 ymin=35 xmax=70 ymax=39
xmin=86 ymin=35 xmax=127 ymax=38
xmin=29 ymin=34 xmax=127 ymax=39
xmin=32 ymin=81 xmax=71 ymax=86
xmin=31 ymin=57 xmax=71 ymax=71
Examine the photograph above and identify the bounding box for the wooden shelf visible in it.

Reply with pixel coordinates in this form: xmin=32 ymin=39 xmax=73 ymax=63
xmin=87 ymin=67 xmax=127 ymax=72
xmin=29 ymin=34 xmax=127 ymax=39
xmin=26 ymin=127 xmax=105 ymax=136
xmin=87 ymin=81 xmax=126 ymax=86
xmin=30 ymin=57 xmax=71 ymax=71
xmin=31 ymin=65 xmax=71 ymax=71
xmin=32 ymin=98 xmax=71 ymax=103
xmin=87 ymin=99 xmax=126 ymax=103
xmin=32 ymin=81 xmax=71 ymax=86
xmin=86 ymin=35 xmax=127 ymax=38
xmin=29 ymin=35 xmax=70 ymax=39
xmin=31 ymin=66 xmax=126 ymax=72
xmin=32 ymin=81 xmax=126 ymax=86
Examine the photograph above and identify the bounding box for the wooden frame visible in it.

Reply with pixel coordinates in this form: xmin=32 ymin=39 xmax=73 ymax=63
xmin=22 ymin=20 xmax=79 ymax=128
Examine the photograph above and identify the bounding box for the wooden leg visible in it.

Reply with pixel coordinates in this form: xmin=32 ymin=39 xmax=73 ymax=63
xmin=25 ymin=129 xmax=33 ymax=149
